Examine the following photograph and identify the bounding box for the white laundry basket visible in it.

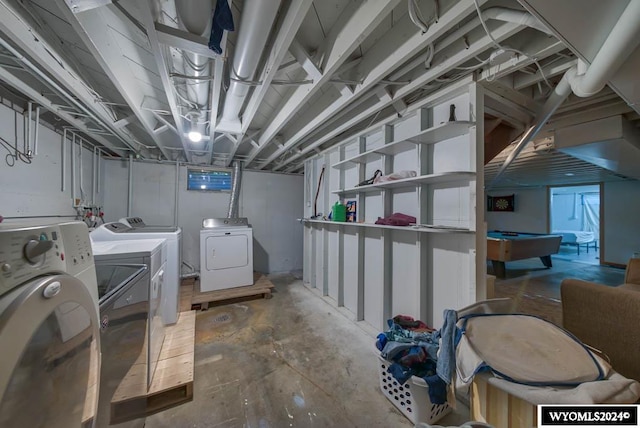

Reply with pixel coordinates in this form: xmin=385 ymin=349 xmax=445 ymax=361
xmin=377 ymin=354 xmax=451 ymax=424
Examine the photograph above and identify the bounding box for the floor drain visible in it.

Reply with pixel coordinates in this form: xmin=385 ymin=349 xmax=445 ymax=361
xmin=212 ymin=313 xmax=231 ymax=324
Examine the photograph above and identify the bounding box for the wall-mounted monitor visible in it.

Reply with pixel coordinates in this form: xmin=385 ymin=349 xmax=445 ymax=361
xmin=187 ymin=169 xmax=232 ymax=191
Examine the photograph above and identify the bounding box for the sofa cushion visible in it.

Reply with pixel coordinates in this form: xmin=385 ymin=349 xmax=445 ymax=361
xmin=561 ymin=279 xmax=640 ymax=382
xmin=620 ymin=283 xmax=640 ymax=292
xmin=625 ymin=258 xmax=640 ymax=285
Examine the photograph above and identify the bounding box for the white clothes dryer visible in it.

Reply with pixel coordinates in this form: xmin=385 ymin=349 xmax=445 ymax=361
xmin=0 ymin=221 xmax=100 ymax=428
xmin=90 ymin=220 xmax=182 ymax=325
xmin=200 ymin=217 xmax=254 ymax=292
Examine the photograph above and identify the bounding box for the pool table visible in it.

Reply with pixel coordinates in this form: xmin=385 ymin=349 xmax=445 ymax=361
xmin=487 ymin=231 xmax=563 ymax=278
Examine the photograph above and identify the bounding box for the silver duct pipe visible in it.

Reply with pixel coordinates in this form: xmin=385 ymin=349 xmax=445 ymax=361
xmin=127 ymin=154 xmax=133 ymax=216
xmin=174 ymin=0 xmax=214 ymax=139
xmin=227 ymin=161 xmax=242 ymax=218
xmin=489 ymin=0 xmax=640 ymax=188
xmin=218 ymin=0 xmax=281 ymax=132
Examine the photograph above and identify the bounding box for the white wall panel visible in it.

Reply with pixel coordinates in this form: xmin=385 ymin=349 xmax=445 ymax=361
xmin=485 ymin=187 xmax=548 ymax=233
xmin=432 ymin=135 xmax=472 ymax=173
xmin=429 ymin=234 xmax=474 ymax=328
xmin=603 ymin=181 xmax=640 ymax=264
xmin=103 ymin=160 xmax=304 ymax=273
xmin=327 ymin=223 xmax=340 ymax=300
xmin=0 ymin=102 xmax=99 ymax=219
xmin=392 ymin=232 xmax=419 ymax=319
xmin=342 ymin=230 xmax=359 ymax=313
xmin=363 ymin=228 xmax=384 ymax=330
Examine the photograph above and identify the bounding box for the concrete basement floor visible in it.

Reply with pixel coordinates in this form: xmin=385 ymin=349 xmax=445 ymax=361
xmin=145 ymin=273 xmax=470 ymax=428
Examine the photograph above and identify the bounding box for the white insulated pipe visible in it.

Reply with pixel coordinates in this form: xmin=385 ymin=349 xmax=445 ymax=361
xmin=33 ymin=106 xmax=40 ymax=156
xmin=219 ymin=0 xmax=281 ymax=131
xmin=25 ymin=101 xmax=32 ymax=154
xmin=482 ymin=7 xmax=552 ymax=35
xmin=566 ymin=0 xmax=640 ymax=98
xmin=71 ymin=132 xmax=76 ymax=206
xmin=490 ymin=1 xmax=640 ymax=188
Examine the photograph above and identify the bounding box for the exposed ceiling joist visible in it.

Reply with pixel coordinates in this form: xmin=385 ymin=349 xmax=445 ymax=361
xmin=243 ymin=0 xmax=402 ymax=166
xmin=259 ymin=0 xmax=492 ymax=170
xmin=514 ymin=58 xmax=577 ymax=90
xmin=276 ymin=22 xmax=523 ymax=170
xmin=0 ymin=0 xmax=146 ymax=156
xmin=142 ymin=0 xmax=191 ymax=161
xmin=0 ymin=66 xmax=126 ymax=156
xmin=154 ymin=22 xmax=220 ymax=60
xmin=54 ymin=0 xmax=173 ymax=160
xmin=289 ymin=37 xmax=322 ymax=80
xmin=225 ymin=0 xmax=314 ymax=166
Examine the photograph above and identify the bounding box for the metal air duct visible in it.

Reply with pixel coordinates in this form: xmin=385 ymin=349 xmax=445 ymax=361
xmin=227 ymin=161 xmax=242 ymax=218
xmin=217 ymin=0 xmax=281 ymax=133
xmin=174 ymin=0 xmax=215 ymax=140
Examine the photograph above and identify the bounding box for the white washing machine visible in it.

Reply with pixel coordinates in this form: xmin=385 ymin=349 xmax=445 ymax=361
xmin=200 ymin=217 xmax=254 ymax=292
xmin=91 ymin=219 xmax=182 ymax=325
xmin=91 ymin=239 xmax=166 ymax=390
xmin=0 ymin=221 xmax=100 ymax=428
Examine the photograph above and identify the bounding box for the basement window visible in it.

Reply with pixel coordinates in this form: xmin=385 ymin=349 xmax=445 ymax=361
xmin=187 ymin=169 xmax=232 ymax=192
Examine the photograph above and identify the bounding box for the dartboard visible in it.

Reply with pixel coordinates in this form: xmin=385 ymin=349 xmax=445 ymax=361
xmin=495 ymin=198 xmax=510 ymax=210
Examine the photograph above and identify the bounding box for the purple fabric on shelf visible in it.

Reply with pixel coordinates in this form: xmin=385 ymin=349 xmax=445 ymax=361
xmin=375 ymin=213 xmax=416 ymax=226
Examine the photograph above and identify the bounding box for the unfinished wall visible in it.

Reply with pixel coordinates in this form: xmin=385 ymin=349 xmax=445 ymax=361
xmin=102 ymin=160 xmax=304 ymax=274
xmin=485 ymin=188 xmax=548 ymax=233
xmin=0 ymin=101 xmax=100 ymax=220
xmin=603 ymin=180 xmax=640 ymax=264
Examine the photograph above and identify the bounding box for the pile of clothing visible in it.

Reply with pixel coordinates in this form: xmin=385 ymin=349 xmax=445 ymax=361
xmin=376 ymin=312 xmax=458 ymax=405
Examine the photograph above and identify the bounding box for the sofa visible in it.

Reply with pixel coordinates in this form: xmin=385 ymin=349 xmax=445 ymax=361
xmin=561 ymin=258 xmax=640 ymax=382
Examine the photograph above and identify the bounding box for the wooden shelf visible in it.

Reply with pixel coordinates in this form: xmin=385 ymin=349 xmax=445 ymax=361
xmin=332 ymin=121 xmax=474 ymax=169
xmin=301 ymin=219 xmax=473 ymax=234
xmin=332 ymin=171 xmax=476 ymax=195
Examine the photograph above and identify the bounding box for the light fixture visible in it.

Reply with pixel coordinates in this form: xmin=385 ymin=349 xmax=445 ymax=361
xmin=188 ymin=131 xmax=203 ymax=143
xmin=565 ymin=173 xmax=575 ymax=176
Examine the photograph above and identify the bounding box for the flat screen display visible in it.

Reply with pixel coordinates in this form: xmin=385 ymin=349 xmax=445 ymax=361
xmin=187 ymin=169 xmax=232 ymax=191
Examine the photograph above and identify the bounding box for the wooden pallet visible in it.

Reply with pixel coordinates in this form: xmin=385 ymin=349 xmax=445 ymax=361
xmin=189 ymin=274 xmax=274 ymax=310
xmin=110 ymin=310 xmax=195 ymax=424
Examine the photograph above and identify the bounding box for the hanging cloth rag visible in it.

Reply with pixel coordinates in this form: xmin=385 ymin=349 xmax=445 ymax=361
xmin=208 ymin=0 xmax=235 ymax=55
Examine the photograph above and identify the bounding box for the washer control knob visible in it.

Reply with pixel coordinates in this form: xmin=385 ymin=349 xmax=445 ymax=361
xmin=24 ymin=239 xmax=53 ymax=264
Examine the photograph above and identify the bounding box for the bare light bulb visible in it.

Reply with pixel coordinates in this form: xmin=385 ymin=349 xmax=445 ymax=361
xmin=188 ymin=131 xmax=202 ymax=143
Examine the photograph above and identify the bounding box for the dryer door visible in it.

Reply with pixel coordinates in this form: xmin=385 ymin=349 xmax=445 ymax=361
xmin=0 ymin=274 xmax=100 ymax=428
xmin=205 ymin=232 xmax=249 ymax=270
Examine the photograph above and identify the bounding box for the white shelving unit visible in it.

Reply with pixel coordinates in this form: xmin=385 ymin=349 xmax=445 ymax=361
xmin=302 ymin=77 xmax=486 ymax=331
xmin=301 ymin=219 xmax=473 ymax=234
xmin=332 ymin=171 xmax=476 ymax=195
xmin=331 ymin=121 xmax=474 ymax=169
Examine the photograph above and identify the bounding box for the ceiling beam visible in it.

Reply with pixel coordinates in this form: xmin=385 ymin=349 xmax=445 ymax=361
xmin=0 ymin=0 xmax=146 ymax=156
xmin=478 ymin=40 xmax=565 ymax=82
xmin=256 ymin=0 xmax=491 ymax=170
xmin=142 ymin=0 xmax=192 ymax=161
xmin=0 ymin=66 xmax=126 ymax=156
xmin=154 ymin=22 xmax=221 ymax=60
xmin=289 ymin=37 xmax=322 ymax=80
xmin=514 ymin=58 xmax=577 ymax=90
xmin=243 ymin=0 xmax=402 ymax=166
xmin=275 ymin=22 xmax=523 ymax=170
xmin=54 ymin=0 xmax=173 ymax=160
xmin=225 ymin=0 xmax=313 ymax=166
